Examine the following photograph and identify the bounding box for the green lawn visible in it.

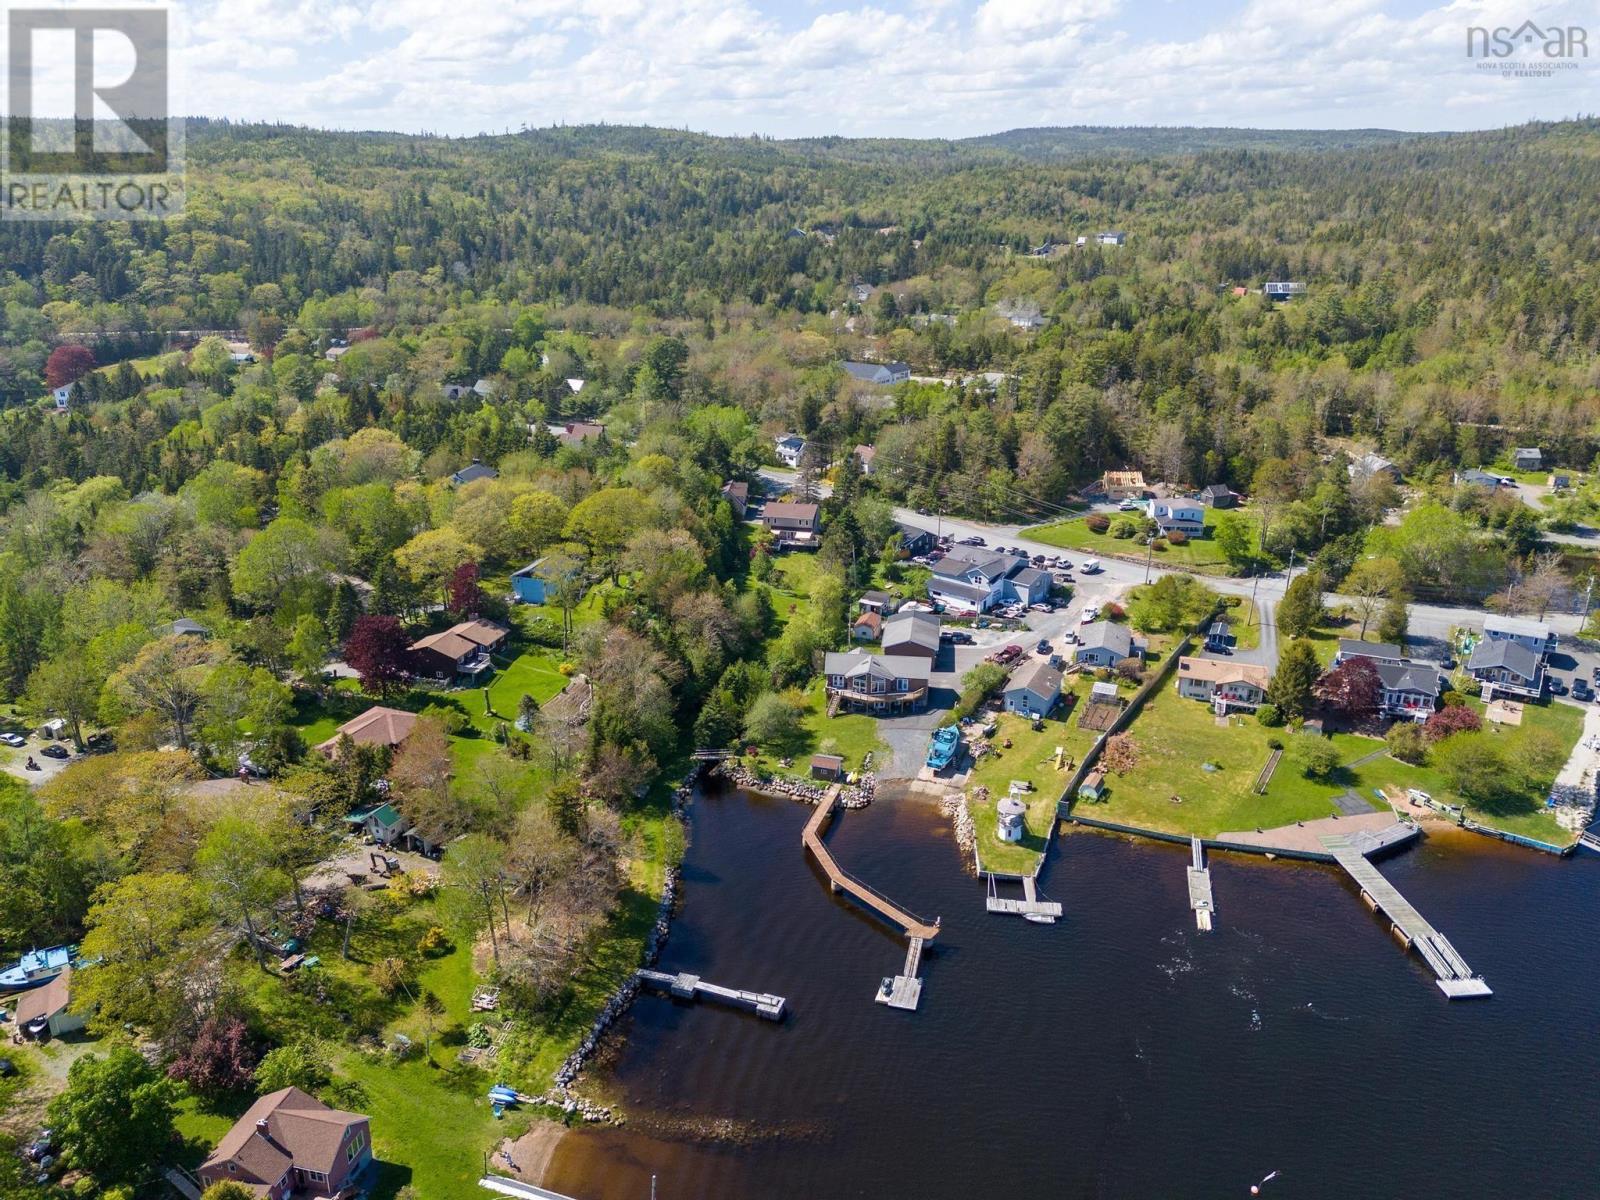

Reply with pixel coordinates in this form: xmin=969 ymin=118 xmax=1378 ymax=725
xmin=966 ymin=677 xmax=1130 ymax=873
xmin=1219 ymin=596 xmax=1263 ymax=652
xmin=1025 ymin=510 xmax=1265 ymax=576
xmin=745 ymin=678 xmax=887 ymax=780
xmin=1079 ymin=682 xmax=1585 ymax=845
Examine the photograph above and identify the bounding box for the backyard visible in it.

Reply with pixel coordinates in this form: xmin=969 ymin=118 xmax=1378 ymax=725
xmin=1075 ymin=687 xmax=1585 ymax=845
xmin=966 ymin=675 xmax=1133 ymax=874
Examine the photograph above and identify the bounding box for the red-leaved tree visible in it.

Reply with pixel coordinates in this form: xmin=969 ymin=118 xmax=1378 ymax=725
xmin=344 ymin=614 xmax=411 ymax=698
xmin=1424 ymin=704 xmax=1482 ymax=741
xmin=44 ymin=344 xmax=96 ymax=390
xmin=166 ymin=1013 xmax=257 ymax=1095
xmin=1315 ymin=656 xmax=1381 ymax=721
xmin=445 ymin=561 xmax=484 ymax=619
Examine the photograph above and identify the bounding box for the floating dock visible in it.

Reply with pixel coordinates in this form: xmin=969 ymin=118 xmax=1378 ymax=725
xmin=984 ymin=873 xmax=1062 ymax=922
xmin=803 ymin=787 xmax=939 ymax=1011
xmin=1321 ymin=833 xmax=1491 ymax=999
xmin=636 ymin=969 xmax=786 ymax=1020
xmin=1187 ymin=836 xmax=1214 ymax=932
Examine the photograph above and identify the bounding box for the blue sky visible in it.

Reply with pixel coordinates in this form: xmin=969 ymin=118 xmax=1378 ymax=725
xmin=171 ymin=0 xmax=1600 ymax=137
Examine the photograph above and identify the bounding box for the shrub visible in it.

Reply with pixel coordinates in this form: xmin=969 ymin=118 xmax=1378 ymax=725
xmin=417 ymin=925 xmax=452 ymax=956
xmin=1256 ymin=703 xmax=1283 ymax=727
xmin=466 ymin=1022 xmax=492 ymax=1049
xmin=1151 ymin=538 xmax=1168 ymax=552
xmin=1103 ymin=602 xmax=1126 ymax=620
xmin=518 ymin=615 xmax=563 ymax=647
xmin=1423 ymin=705 xmax=1482 ymax=741
xmin=1111 ymin=518 xmax=1138 ymax=539
xmin=1386 ymin=722 xmax=1429 ymax=765
xmin=1085 ymin=514 xmax=1111 ymax=534
xmin=1265 ymin=734 xmax=1284 ymax=750
xmin=1166 ymin=529 xmax=1189 ymax=546
xmin=420 ymin=703 xmax=467 ymax=735
xmin=1296 ymin=733 xmax=1341 ymax=780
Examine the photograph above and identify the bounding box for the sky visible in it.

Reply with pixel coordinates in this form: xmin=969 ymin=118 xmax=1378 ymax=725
xmin=77 ymin=0 xmax=1600 ymax=137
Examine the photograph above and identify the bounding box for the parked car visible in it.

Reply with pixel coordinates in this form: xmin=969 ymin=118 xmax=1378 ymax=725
xmin=39 ymin=743 xmax=69 ymax=759
xmin=1550 ymin=678 xmax=1569 ymax=696
xmin=960 ymin=535 xmax=985 ymax=546
xmin=1117 ymin=499 xmax=1139 ymax=511
xmin=1080 ymin=607 xmax=1099 ymax=625
xmin=1035 ymin=639 xmax=1052 ymax=655
xmin=0 ymin=732 xmax=24 ymax=748
xmin=1080 ymin=559 xmax=1103 ymax=574
xmin=1574 ymin=680 xmax=1593 ymax=702
xmin=939 ymin=630 xmax=973 ymax=645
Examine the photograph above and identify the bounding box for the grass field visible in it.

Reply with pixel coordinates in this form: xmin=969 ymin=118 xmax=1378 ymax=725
xmin=1025 ymin=510 xmax=1266 ymax=576
xmin=966 ymin=676 xmax=1132 ymax=873
xmin=1080 ymin=685 xmax=1584 ymax=845
xmin=744 ymin=677 xmax=887 ymax=781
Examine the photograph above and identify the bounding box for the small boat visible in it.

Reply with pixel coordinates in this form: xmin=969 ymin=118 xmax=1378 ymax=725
xmin=0 ymin=946 xmax=75 ymax=992
xmin=926 ymin=726 xmax=961 ymax=771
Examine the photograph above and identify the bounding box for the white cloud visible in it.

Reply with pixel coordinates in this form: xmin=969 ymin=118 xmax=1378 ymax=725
xmin=173 ymin=0 xmax=1598 ymax=134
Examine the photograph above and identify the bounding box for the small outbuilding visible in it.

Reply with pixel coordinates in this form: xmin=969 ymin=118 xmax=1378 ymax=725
xmin=996 ymin=796 xmax=1026 ymax=843
xmin=1078 ymin=770 xmax=1106 ymax=801
xmin=810 ymin=753 xmax=845 ymax=782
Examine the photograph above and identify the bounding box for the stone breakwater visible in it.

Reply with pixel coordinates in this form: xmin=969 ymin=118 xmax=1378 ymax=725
xmin=715 ymin=761 xmax=876 ymax=809
xmin=941 ymin=793 xmax=976 ymax=873
xmin=530 ymin=771 xmax=698 ymax=1123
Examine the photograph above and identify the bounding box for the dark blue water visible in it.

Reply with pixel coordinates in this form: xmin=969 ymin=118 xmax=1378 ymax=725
xmin=547 ymin=789 xmax=1600 ymax=1199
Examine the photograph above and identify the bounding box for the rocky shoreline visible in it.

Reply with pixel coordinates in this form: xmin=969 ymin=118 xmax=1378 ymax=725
xmin=714 ymin=760 xmax=876 ymax=808
xmin=529 ymin=770 xmax=698 ymax=1123
xmin=941 ymin=792 xmax=976 ymax=873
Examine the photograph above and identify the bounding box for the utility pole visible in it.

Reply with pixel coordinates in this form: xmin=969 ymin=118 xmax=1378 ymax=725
xmin=1250 ymin=569 xmax=1261 ymax=626
xmin=1583 ymin=572 xmax=1596 ymax=635
xmin=1144 ymin=536 xmax=1154 ymax=583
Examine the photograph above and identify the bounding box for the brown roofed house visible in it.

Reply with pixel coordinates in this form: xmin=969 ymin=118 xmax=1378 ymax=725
xmin=198 ymin=1086 xmax=372 ymax=1200
xmin=316 ymin=706 xmax=418 ymax=757
xmin=761 ymin=501 xmax=820 ymax=550
xmin=15 ymin=967 xmax=84 ymax=1039
xmin=408 ymin=620 xmax=506 ymax=682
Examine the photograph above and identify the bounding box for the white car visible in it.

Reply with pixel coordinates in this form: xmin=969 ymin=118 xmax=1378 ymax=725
xmin=0 ymin=733 xmax=24 ymax=748
xmin=1080 ymin=559 xmax=1103 ymax=574
xmin=1080 ymin=607 xmax=1099 ymax=625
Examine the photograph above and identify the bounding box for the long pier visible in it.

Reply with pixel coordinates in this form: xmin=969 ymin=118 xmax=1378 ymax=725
xmin=1321 ymin=833 xmax=1492 ymax=999
xmin=1187 ymin=836 xmax=1215 ymax=932
xmin=636 ymin=969 xmax=786 ymax=1019
xmin=802 ymin=788 xmax=940 ymax=939
xmin=803 ymin=787 xmax=938 ymax=1009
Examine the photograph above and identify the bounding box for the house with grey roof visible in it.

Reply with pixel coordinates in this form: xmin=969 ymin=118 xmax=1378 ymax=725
xmin=927 ymin=545 xmax=1050 ymax=614
xmin=1349 ymin=452 xmax=1402 ymax=483
xmin=1073 ymin=622 xmax=1142 ymax=669
xmin=1482 ymin=614 xmax=1555 ymax=660
xmin=1467 ymin=637 xmax=1544 ymax=700
xmin=1003 ymin=658 xmax=1063 ymax=717
xmin=450 ymin=461 xmax=498 ymax=486
xmin=1454 ymin=468 xmax=1507 ymax=490
xmin=1334 ymin=640 xmax=1442 ymax=719
xmin=841 ymin=360 xmax=911 ymax=386
xmin=1512 ymin=447 xmax=1543 ymax=470
xmin=823 ymin=650 xmax=929 ymax=714
xmin=881 ymin=609 xmax=940 ymax=661
xmin=774 ymin=433 xmax=806 ymax=467
xmin=1199 ymin=483 xmax=1236 ymax=508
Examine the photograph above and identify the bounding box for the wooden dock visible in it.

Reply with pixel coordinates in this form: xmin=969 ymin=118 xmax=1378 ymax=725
xmin=1321 ymin=833 xmax=1491 ymax=999
xmin=804 ymin=787 xmax=938 ymax=1010
xmin=636 ymin=969 xmax=786 ymax=1019
xmin=1187 ymin=836 xmax=1214 ymax=932
xmin=985 ymin=873 xmax=1063 ymax=922
xmin=802 ymin=788 xmax=940 ymax=939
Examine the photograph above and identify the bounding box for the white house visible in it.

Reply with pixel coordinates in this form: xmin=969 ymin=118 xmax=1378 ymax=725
xmin=1174 ymin=657 xmax=1269 ymax=714
xmin=841 ymin=361 xmax=911 ymax=386
xmin=774 ymin=434 xmax=806 ymax=468
xmin=1096 ymin=231 xmax=1126 ymax=246
xmin=52 ymin=384 xmax=73 ymax=409
xmin=1143 ymin=499 xmax=1205 ymax=536
xmin=1482 ymin=615 xmax=1555 ymax=661
xmin=926 ymin=546 xmax=1050 ymax=615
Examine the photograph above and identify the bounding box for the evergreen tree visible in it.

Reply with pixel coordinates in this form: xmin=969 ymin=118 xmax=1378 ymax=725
xmin=1268 ymin=639 xmax=1321 ymax=719
xmin=1276 ymin=571 xmax=1324 ymax=638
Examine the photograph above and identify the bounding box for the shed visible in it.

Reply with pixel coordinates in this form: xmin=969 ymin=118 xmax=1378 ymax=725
xmin=810 ymin=754 xmax=845 ymax=782
xmin=1078 ymin=770 xmax=1106 ymax=800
